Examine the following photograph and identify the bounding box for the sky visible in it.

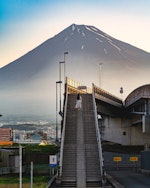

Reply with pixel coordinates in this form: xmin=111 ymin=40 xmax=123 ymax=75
xmin=0 ymin=0 xmax=150 ymax=68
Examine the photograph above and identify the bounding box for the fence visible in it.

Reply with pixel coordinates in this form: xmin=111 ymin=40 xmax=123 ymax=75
xmin=0 ymin=164 xmax=56 ymax=175
xmin=103 ymin=152 xmax=141 ymax=170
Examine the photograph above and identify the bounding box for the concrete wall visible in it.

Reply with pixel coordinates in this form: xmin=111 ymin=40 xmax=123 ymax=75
xmin=103 ymin=151 xmax=140 ymax=169
xmin=101 ymin=116 xmax=131 ymax=145
xmin=100 ymin=115 xmax=150 ymax=145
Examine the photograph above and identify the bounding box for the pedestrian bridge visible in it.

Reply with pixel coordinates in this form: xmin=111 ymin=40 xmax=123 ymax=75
xmin=57 ymin=78 xmax=150 ymax=187
xmin=59 ymin=78 xmax=104 ymax=187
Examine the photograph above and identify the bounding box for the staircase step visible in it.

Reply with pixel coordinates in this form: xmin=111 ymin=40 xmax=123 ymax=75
xmin=61 ymin=94 xmax=103 ymax=187
xmin=61 ymin=180 xmax=76 ymax=187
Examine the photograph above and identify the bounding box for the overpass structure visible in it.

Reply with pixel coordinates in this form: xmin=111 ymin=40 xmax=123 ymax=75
xmin=59 ymin=78 xmax=104 ymax=187
xmin=94 ymin=84 xmax=150 ymax=145
xmin=57 ymin=78 xmax=150 ymax=187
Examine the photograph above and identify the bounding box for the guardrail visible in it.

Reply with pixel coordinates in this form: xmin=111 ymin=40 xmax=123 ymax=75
xmin=93 ymin=84 xmax=123 ymax=107
xmin=92 ymin=83 xmax=104 ymax=178
xmin=106 ymin=174 xmax=124 ymax=188
xmin=59 ymin=84 xmax=69 ymax=177
xmin=46 ymin=174 xmax=57 ymax=188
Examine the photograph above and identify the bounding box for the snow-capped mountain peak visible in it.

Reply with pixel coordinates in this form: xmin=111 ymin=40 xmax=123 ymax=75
xmin=0 ymin=24 xmax=149 ymax=117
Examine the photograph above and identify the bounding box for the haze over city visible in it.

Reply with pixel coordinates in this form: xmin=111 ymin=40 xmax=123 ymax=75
xmin=0 ymin=0 xmax=150 ymax=119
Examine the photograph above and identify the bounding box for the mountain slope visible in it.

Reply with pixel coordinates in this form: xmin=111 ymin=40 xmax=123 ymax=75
xmin=0 ymin=24 xmax=150 ymax=117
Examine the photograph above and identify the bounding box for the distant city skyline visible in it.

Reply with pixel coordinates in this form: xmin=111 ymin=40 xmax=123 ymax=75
xmin=0 ymin=0 xmax=150 ymax=68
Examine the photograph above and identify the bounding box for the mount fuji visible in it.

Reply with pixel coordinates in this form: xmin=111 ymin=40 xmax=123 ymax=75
xmin=0 ymin=24 xmax=150 ymax=118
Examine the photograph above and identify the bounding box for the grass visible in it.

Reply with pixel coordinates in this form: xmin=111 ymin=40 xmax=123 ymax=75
xmin=0 ymin=183 xmax=47 ymax=188
xmin=0 ymin=175 xmax=49 ymax=188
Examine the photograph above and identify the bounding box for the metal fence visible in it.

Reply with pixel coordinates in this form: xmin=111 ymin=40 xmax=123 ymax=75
xmin=103 ymin=152 xmax=141 ymax=170
xmin=0 ymin=164 xmax=55 ymax=175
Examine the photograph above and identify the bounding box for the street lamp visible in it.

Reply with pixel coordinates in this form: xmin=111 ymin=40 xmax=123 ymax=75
xmin=58 ymin=52 xmax=68 ymax=115
xmin=120 ymin=87 xmax=123 ymax=101
xmin=99 ymin=63 xmax=103 ymax=88
xmin=59 ymin=62 xmax=64 ymax=115
xmin=56 ymin=81 xmax=62 ymax=142
xmin=64 ymin=52 xmax=68 ymax=83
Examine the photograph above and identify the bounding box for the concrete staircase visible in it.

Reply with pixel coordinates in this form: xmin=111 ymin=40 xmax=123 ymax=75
xmin=61 ymin=94 xmax=102 ymax=187
xmin=83 ymin=94 xmax=101 ymax=187
xmin=61 ymin=94 xmax=77 ymax=187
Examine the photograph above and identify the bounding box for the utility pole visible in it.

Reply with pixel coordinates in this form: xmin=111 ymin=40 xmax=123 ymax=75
xmin=56 ymin=81 xmax=62 ymax=142
xmin=64 ymin=52 xmax=68 ymax=83
xmin=59 ymin=62 xmax=64 ymax=115
xmin=19 ymin=144 xmax=22 ymax=188
xmin=30 ymin=161 xmax=33 ymax=188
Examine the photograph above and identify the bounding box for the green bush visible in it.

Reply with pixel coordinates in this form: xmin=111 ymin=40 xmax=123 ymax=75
xmin=24 ymin=144 xmax=59 ymax=154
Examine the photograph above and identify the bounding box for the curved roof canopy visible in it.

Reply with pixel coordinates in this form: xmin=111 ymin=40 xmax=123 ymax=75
xmin=125 ymin=84 xmax=150 ymax=106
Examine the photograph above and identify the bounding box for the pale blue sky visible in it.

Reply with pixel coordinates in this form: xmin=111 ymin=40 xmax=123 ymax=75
xmin=0 ymin=0 xmax=150 ymax=67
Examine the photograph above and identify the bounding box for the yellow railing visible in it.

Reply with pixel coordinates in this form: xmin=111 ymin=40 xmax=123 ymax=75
xmin=66 ymin=77 xmax=92 ymax=94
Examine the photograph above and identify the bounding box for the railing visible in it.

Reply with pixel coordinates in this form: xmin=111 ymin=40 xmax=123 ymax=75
xmin=93 ymin=84 xmax=123 ymax=107
xmin=59 ymin=84 xmax=69 ymax=177
xmin=0 ymin=164 xmax=57 ymax=175
xmin=60 ymin=77 xmax=91 ymax=178
xmin=66 ymin=77 xmax=92 ymax=94
xmin=46 ymin=174 xmax=57 ymax=188
xmin=92 ymin=83 xmax=104 ymax=177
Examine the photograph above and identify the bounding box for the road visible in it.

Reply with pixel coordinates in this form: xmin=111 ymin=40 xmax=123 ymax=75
xmin=108 ymin=169 xmax=150 ymax=188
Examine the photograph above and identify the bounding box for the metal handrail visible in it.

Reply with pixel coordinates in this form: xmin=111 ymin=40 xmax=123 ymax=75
xmin=59 ymin=84 xmax=68 ymax=177
xmin=93 ymin=84 xmax=122 ymax=104
xmin=46 ymin=174 xmax=57 ymax=188
xmin=92 ymin=83 xmax=104 ymax=177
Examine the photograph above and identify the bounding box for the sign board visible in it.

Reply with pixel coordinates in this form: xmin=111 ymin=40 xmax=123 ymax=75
xmin=49 ymin=155 xmax=57 ymax=167
xmin=113 ymin=157 xmax=122 ymax=162
xmin=78 ymin=86 xmax=87 ymax=90
xmin=130 ymin=157 xmax=138 ymax=162
xmin=0 ymin=141 xmax=13 ymax=146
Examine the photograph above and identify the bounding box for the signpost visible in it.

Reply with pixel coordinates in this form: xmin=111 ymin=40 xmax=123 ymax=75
xmin=130 ymin=157 xmax=138 ymax=162
xmin=113 ymin=157 xmax=122 ymax=162
xmin=114 ymin=156 xmax=122 ymax=170
xmin=49 ymin=155 xmax=57 ymax=176
xmin=130 ymin=156 xmax=138 ymax=170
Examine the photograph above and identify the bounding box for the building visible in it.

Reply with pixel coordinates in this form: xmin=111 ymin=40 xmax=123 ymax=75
xmin=27 ymin=131 xmax=47 ymax=141
xmin=94 ymin=84 xmax=150 ymax=146
xmin=0 ymin=128 xmax=13 ymax=145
